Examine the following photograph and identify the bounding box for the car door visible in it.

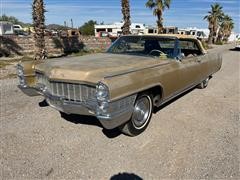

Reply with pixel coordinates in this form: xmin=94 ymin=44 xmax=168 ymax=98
xmin=178 ymin=56 xmax=201 ymax=89
xmin=195 ymin=53 xmax=210 ymax=81
xmin=175 ymin=39 xmax=204 ymax=91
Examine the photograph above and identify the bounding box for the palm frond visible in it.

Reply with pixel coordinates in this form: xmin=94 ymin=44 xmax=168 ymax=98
xmin=146 ymin=0 xmax=155 ymax=9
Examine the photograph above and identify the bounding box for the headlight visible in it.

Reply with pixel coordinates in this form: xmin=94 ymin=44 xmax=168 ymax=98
xmin=96 ymin=82 xmax=109 ymax=101
xmin=96 ymin=82 xmax=110 ymax=116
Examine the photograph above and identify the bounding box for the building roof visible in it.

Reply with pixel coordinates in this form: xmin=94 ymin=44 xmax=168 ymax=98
xmin=0 ymin=21 xmax=13 ymax=25
xmin=124 ymin=34 xmax=197 ymax=39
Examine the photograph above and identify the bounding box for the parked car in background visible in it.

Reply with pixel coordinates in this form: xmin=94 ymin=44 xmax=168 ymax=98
xmin=17 ymin=35 xmax=222 ymax=136
xmin=13 ymin=24 xmax=28 ymax=36
xmin=13 ymin=24 xmax=23 ymax=31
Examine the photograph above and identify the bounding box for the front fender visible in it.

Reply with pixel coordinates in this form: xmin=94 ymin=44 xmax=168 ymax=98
xmin=102 ymin=70 xmax=165 ymax=102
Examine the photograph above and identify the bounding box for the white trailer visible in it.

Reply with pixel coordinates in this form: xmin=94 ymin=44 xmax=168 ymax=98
xmin=94 ymin=22 xmax=145 ymax=37
xmin=0 ymin=21 xmax=14 ymax=35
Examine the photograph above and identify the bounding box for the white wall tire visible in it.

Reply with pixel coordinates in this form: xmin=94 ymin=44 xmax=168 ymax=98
xmin=119 ymin=94 xmax=153 ymax=136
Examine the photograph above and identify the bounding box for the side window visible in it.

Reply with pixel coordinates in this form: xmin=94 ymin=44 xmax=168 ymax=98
xmin=179 ymin=40 xmax=202 ymax=58
xmin=179 ymin=41 xmax=198 ymax=50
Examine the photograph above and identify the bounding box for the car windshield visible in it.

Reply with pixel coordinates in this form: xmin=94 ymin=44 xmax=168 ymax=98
xmin=107 ymin=36 xmax=178 ymax=58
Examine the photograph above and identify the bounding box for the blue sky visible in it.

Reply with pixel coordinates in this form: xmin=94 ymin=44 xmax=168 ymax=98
xmin=1 ymin=0 xmax=239 ymax=33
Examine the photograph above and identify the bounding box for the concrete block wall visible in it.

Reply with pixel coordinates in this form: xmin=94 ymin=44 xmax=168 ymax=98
xmin=0 ymin=35 xmax=112 ymax=57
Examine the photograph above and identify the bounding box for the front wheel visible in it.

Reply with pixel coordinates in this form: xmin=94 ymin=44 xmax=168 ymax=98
xmin=119 ymin=94 xmax=153 ymax=136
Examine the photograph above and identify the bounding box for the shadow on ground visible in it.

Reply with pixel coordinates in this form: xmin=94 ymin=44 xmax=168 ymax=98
xmin=154 ymin=87 xmax=195 ymax=113
xmin=110 ymin=172 xmax=143 ymax=180
xmin=229 ymin=48 xmax=240 ymax=52
xmin=38 ymin=99 xmax=122 ymax=138
xmin=60 ymin=112 xmax=122 ymax=138
xmin=38 ymin=87 xmax=197 ymax=138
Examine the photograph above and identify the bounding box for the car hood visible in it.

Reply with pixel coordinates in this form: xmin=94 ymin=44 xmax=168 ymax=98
xmin=35 ymin=53 xmax=169 ymax=84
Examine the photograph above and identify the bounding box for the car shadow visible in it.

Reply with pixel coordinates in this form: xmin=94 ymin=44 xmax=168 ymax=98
xmin=154 ymin=87 xmax=195 ymax=113
xmin=229 ymin=48 xmax=240 ymax=51
xmin=39 ymin=87 xmax=196 ymax=138
xmin=39 ymin=99 xmax=49 ymax=107
xmin=38 ymin=99 xmax=122 ymax=138
xmin=60 ymin=112 xmax=122 ymax=138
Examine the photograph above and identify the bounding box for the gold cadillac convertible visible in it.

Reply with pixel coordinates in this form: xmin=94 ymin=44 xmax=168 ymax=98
xmin=17 ymin=35 xmax=222 ymax=136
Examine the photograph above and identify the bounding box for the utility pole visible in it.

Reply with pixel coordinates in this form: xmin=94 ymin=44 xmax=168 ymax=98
xmin=71 ymin=19 xmax=73 ymax=29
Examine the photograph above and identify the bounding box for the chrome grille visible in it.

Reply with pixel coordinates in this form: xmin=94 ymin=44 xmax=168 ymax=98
xmin=36 ymin=72 xmax=96 ymax=102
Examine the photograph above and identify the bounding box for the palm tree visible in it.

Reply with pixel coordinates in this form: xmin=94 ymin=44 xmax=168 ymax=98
xmin=204 ymin=3 xmax=223 ymax=44
xmin=217 ymin=14 xmax=234 ymax=43
xmin=222 ymin=15 xmax=234 ymax=42
xmin=146 ymin=0 xmax=171 ymax=34
xmin=121 ymin=0 xmax=131 ymax=35
xmin=32 ymin=0 xmax=46 ymax=60
xmin=224 ymin=21 xmax=234 ymax=42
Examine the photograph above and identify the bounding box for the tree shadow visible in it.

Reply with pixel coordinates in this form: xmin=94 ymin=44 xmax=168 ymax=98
xmin=110 ymin=172 xmax=143 ymax=180
xmin=0 ymin=36 xmax=23 ymax=57
xmin=53 ymin=36 xmax=85 ymax=54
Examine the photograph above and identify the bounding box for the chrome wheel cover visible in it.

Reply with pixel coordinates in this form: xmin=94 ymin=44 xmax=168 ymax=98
xmin=132 ymin=96 xmax=152 ymax=129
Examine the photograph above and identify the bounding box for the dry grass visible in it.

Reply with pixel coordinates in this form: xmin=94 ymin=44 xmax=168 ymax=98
xmin=0 ymin=61 xmax=11 ymax=69
xmin=0 ymin=56 xmax=33 ymax=69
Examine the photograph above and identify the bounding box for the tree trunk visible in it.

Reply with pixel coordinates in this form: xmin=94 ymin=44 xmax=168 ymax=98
xmin=208 ymin=35 xmax=213 ymax=44
xmin=217 ymin=29 xmax=223 ymax=43
xmin=157 ymin=12 xmax=164 ymax=34
xmin=121 ymin=0 xmax=131 ymax=35
xmin=208 ymin=25 xmax=214 ymax=44
xmin=212 ymin=22 xmax=219 ymax=44
xmin=32 ymin=0 xmax=46 ymax=60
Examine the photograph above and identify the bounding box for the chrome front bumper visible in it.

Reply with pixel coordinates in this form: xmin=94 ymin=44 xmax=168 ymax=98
xmin=18 ymin=84 xmax=135 ymax=129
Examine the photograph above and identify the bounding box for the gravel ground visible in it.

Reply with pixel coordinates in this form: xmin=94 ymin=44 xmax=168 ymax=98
xmin=0 ymin=45 xmax=239 ymax=179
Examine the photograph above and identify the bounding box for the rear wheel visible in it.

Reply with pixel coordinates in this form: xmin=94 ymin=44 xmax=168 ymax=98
xmin=119 ymin=93 xmax=153 ymax=136
xmin=198 ymin=77 xmax=210 ymax=89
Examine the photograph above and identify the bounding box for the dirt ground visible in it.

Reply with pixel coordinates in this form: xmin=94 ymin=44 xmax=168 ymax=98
xmin=0 ymin=45 xmax=239 ymax=179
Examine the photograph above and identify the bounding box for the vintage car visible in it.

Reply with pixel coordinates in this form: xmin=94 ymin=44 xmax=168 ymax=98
xmin=17 ymin=35 xmax=222 ymax=136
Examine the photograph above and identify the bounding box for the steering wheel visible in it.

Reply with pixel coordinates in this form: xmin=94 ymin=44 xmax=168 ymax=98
xmin=149 ymin=49 xmax=166 ymax=56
